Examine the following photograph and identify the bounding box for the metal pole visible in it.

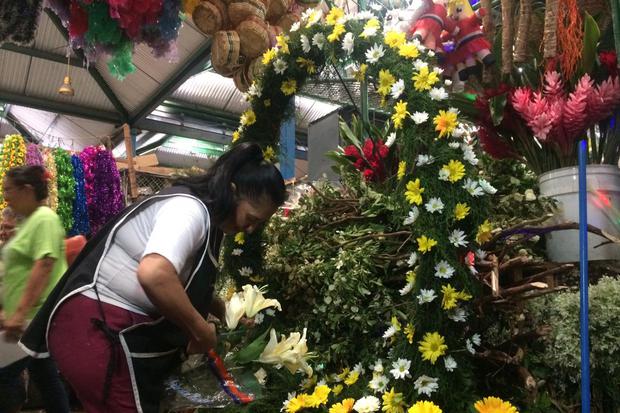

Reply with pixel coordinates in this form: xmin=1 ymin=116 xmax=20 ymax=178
xmin=578 ymin=139 xmax=591 ymax=413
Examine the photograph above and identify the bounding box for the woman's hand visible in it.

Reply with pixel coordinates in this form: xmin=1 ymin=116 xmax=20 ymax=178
xmin=3 ymin=312 xmax=26 ymax=342
xmin=186 ymin=320 xmax=217 ymax=354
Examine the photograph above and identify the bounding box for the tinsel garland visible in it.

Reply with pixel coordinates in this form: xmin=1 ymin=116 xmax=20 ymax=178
xmin=80 ymin=146 xmax=124 ymax=234
xmin=0 ymin=0 xmax=43 ymax=45
xmin=53 ymin=148 xmax=76 ymax=233
xmin=69 ymin=154 xmax=90 ymax=236
xmin=26 ymin=143 xmax=44 ymax=166
xmin=0 ymin=134 xmax=27 ymax=210
xmin=43 ymin=149 xmax=59 ymax=212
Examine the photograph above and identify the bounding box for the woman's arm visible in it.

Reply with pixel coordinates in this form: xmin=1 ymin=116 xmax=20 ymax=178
xmin=137 ymin=253 xmax=216 ymax=353
xmin=4 ymin=257 xmax=55 ymax=341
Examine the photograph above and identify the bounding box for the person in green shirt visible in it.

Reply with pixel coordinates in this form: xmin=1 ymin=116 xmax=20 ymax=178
xmin=0 ymin=165 xmax=69 ymax=413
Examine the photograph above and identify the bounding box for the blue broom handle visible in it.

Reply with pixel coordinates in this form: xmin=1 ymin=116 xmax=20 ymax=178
xmin=578 ymin=139 xmax=590 ymax=413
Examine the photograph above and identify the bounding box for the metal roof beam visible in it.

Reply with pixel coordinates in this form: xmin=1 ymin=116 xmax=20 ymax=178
xmin=0 ymin=91 xmax=121 ymax=124
xmin=0 ymin=43 xmax=84 ymax=67
xmin=44 ymin=8 xmax=129 ymax=122
xmin=1 ymin=113 xmax=36 ymax=142
xmin=135 ymin=118 xmax=231 ymax=145
xmin=128 ymin=40 xmax=213 ymax=125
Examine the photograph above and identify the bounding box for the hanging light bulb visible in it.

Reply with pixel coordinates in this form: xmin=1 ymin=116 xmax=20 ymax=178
xmin=58 ymin=50 xmax=75 ymax=96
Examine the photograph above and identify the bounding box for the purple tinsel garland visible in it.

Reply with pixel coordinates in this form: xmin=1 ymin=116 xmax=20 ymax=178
xmin=25 ymin=143 xmax=44 ymax=166
xmin=80 ymin=146 xmax=124 ymax=234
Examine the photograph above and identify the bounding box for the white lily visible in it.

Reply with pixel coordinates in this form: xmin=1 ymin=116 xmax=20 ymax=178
xmin=242 ymin=284 xmax=282 ymax=318
xmin=225 ymin=292 xmax=246 ymax=330
xmin=258 ymin=328 xmax=313 ymax=376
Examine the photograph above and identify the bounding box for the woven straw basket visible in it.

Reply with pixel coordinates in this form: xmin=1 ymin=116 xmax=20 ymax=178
xmin=267 ymin=24 xmax=282 ymax=47
xmin=228 ymin=0 xmax=267 ymax=28
xmin=266 ymin=0 xmax=290 ymax=21
xmin=237 ymin=16 xmax=270 ymax=58
xmin=245 ymin=57 xmax=264 ymax=84
xmin=212 ymin=30 xmax=242 ymax=76
xmin=233 ymin=67 xmax=251 ymax=92
xmin=193 ymin=0 xmax=228 ymax=35
xmin=276 ymin=12 xmax=300 ymax=33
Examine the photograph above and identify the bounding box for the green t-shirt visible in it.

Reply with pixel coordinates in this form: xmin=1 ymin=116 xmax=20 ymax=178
xmin=2 ymin=206 xmax=67 ymax=319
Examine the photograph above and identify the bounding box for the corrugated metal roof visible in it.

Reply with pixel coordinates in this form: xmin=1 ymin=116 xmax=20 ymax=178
xmin=32 ymin=13 xmax=74 ymax=56
xmin=0 ymin=51 xmax=31 ymax=94
xmin=155 ymin=146 xmax=217 ymax=169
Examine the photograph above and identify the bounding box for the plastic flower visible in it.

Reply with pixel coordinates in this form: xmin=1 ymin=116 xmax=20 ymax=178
xmin=258 ymin=328 xmax=313 ymax=376
xmin=328 ymin=24 xmax=346 ymax=42
xmin=390 ymin=358 xmax=411 ymax=379
xmin=225 ymin=292 xmax=246 ymax=329
xmin=326 ymin=7 xmax=345 ymax=25
xmin=353 ymin=63 xmax=369 ymax=82
xmin=454 ymin=202 xmax=470 ymax=220
xmin=262 ymin=48 xmax=277 ymax=65
xmin=333 ymin=384 xmax=344 ymax=396
xmin=330 ymin=398 xmax=356 ymax=413
xmin=369 ymin=375 xmax=389 ymax=393
xmin=232 ymin=130 xmax=241 ymax=143
xmin=433 ymin=110 xmax=458 ymax=138
xmin=411 ymin=111 xmax=429 ymax=124
xmin=391 ymin=100 xmax=409 ymax=129
xmin=398 ymin=42 xmax=419 ymax=59
xmin=306 ymin=385 xmax=331 ymax=407
xmin=382 ymin=387 xmax=405 ymax=413
xmin=296 ymin=57 xmax=316 ymax=74
xmin=343 ymin=32 xmax=355 ymax=54
xmin=286 ymin=394 xmax=309 ymax=413
xmin=448 ymin=307 xmax=467 ymax=322
xmin=476 ymin=220 xmax=493 ymax=244
xmin=418 ymin=332 xmax=448 ymax=364
xmin=463 ymin=178 xmax=484 ymax=197
xmin=361 ymin=18 xmax=381 ymax=38
xmin=416 ymin=154 xmax=435 ymax=166
xmin=263 ymin=146 xmax=276 ymax=162
xmin=231 ymin=248 xmax=243 ymax=256
xmin=413 ymin=66 xmax=439 ymax=91
xmin=345 ymin=370 xmax=360 ymax=386
xmin=407 ymin=252 xmax=418 ymax=266
xmin=281 ymin=79 xmax=297 ymax=96
xmin=242 ymin=284 xmax=282 ymax=317
xmin=239 ymin=266 xmax=252 ymax=277
xmin=429 ymin=87 xmax=448 ymax=100
xmin=474 ymin=397 xmax=519 ymax=413
xmin=312 ymin=33 xmax=326 ymax=49
xmin=444 ymin=355 xmax=457 ymax=372
xmin=478 ymin=178 xmax=497 ymax=194
xmin=417 ymin=289 xmax=437 ymax=304
xmin=384 ymin=30 xmax=406 ymax=48
xmin=413 ymin=375 xmax=439 ymax=396
xmin=273 ymin=58 xmax=288 ymax=75
xmin=383 ymin=325 xmax=398 ymax=339
xmin=405 ymin=179 xmax=424 ymax=205
xmin=403 ymin=207 xmax=419 ymax=225
xmin=404 ymin=324 xmax=415 ymax=344
xmin=443 ymin=160 xmax=465 ymax=182
xmin=276 ymin=34 xmax=290 ymax=54
xmin=448 ymin=229 xmax=467 ymax=247
xmin=408 ymin=400 xmax=442 ymax=413
xmin=354 ymin=396 xmax=381 ymax=412
xmin=397 ymin=161 xmax=406 ymax=180
xmin=366 ymin=43 xmax=385 ymax=64
xmin=378 ymin=69 xmax=396 ymax=96
xmin=434 ymin=260 xmax=455 ymax=279
xmin=417 ymin=235 xmax=438 ymax=253
xmin=391 ymin=79 xmax=405 ymax=100
xmin=240 ymin=109 xmax=256 ymax=126
xmin=424 ymin=197 xmax=444 ymax=213
xmin=441 ymin=284 xmax=471 ymax=310
xmin=303 ymin=9 xmax=323 ymax=27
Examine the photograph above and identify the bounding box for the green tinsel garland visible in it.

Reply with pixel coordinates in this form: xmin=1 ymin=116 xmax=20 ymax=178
xmin=53 ymin=148 xmax=76 ymax=233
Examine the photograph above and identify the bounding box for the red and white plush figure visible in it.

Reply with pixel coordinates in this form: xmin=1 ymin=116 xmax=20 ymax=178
xmin=446 ymin=0 xmax=494 ymax=81
xmin=409 ymin=0 xmax=455 ymax=51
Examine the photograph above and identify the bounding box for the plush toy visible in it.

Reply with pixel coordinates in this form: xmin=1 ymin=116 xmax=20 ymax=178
xmin=445 ymin=0 xmax=494 ymax=81
xmin=409 ymin=0 xmax=455 ymax=51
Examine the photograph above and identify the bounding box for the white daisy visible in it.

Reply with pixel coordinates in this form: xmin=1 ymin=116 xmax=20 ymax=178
xmin=434 ymin=260 xmax=455 ymax=279
xmin=312 ymin=33 xmax=326 ymax=49
xmin=390 ymin=79 xmax=405 ymax=99
xmin=466 ymin=339 xmax=475 ymax=354
xmin=290 ymin=21 xmax=300 ymax=32
xmin=361 ymin=24 xmax=379 ymax=38
xmin=281 ymin=392 xmax=297 ymax=412
xmin=463 ymin=148 xmax=479 ymax=165
xmin=403 ymin=206 xmax=419 ymax=225
xmin=444 ymin=355 xmax=457 ymax=372
xmin=411 ymin=111 xmax=429 ymax=124
xmin=372 ymin=359 xmax=384 ymax=373
xmin=525 ymin=188 xmax=537 ymax=201
xmin=427 ymin=50 xmax=436 ymax=57
xmin=254 ymin=312 xmax=265 ymax=324
xmin=417 ymin=289 xmax=437 ymax=304
xmin=472 ymin=333 xmax=482 ymax=346
xmin=448 ymin=229 xmax=468 ymax=247
xmin=448 ymin=142 xmax=461 ymax=149
xmin=300 ymin=34 xmax=311 ymax=53
xmin=383 ymin=325 xmax=397 ymax=339
xmin=254 ymin=367 xmax=268 ymax=385
xmin=448 ymin=307 xmax=467 ymax=322
xmin=385 ymin=132 xmax=397 ymax=147
xmin=232 ymin=248 xmax=243 ymax=256
xmin=438 ymin=167 xmax=450 ymax=181
xmin=452 ymin=124 xmax=467 ymax=138
xmin=444 ymin=79 xmax=453 ymax=86
xmin=478 ymin=178 xmax=497 ymax=194
xmin=399 ymin=282 xmax=414 ymax=296
xmin=463 ymin=178 xmax=484 ymax=197
xmin=355 ymin=10 xmax=375 ymax=20
xmin=273 ymin=58 xmax=288 ymax=75
xmin=304 ymin=9 xmax=322 ymax=27
xmin=429 ymin=87 xmax=449 ymax=101
xmin=424 ymin=197 xmax=444 ymax=213
xmin=368 ymin=374 xmax=389 ymax=393
xmin=353 ymin=395 xmax=381 ymax=413
xmin=413 ymin=59 xmax=428 ymax=71
xmin=365 ymin=43 xmax=385 ymax=64
xmin=416 ymin=154 xmax=435 ymax=166
xmin=390 ymin=358 xmax=411 ymax=380
xmin=239 ymin=266 xmax=253 ymax=277
xmin=475 ymin=249 xmax=488 ymax=260
xmin=342 ymin=32 xmax=355 ymax=55
xmin=407 ymin=252 xmax=418 ymax=267
xmin=247 ymin=82 xmax=261 ymax=98
xmin=414 ymin=375 xmax=439 ymax=396
xmin=353 ymin=362 xmax=365 ymax=374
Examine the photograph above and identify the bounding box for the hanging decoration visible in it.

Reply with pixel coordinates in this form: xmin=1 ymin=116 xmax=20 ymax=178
xmin=80 ymin=146 xmax=125 ymax=234
xmin=513 ymin=0 xmax=533 ymax=64
xmin=45 ymin=0 xmax=185 ymax=80
xmin=556 ymin=0 xmax=583 ymax=79
xmin=0 ymin=134 xmax=27 ymax=211
xmin=0 ymin=0 xmax=44 ymax=45
xmin=43 ymin=149 xmax=59 ymax=212
xmin=53 ymin=148 xmax=76 ymax=233
xmin=69 ymin=154 xmax=90 ymax=237
xmin=26 ymin=143 xmax=44 ymax=166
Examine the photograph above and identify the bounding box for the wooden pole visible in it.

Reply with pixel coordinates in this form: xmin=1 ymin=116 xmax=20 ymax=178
xmin=123 ymin=123 xmax=139 ymax=201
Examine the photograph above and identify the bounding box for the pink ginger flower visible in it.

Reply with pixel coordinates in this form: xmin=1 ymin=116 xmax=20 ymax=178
xmin=511 ymin=87 xmax=535 ymax=123
xmin=543 ymin=71 xmax=565 ymax=100
xmin=588 ymin=76 xmax=620 ymax=123
xmin=563 ymin=74 xmax=594 ymax=141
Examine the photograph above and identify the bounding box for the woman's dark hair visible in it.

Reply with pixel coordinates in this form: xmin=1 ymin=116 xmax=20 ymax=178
xmin=175 ymin=142 xmax=287 ymax=222
xmin=5 ymin=165 xmax=49 ymax=201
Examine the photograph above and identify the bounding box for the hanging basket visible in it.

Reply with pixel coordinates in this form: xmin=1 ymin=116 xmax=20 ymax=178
xmin=193 ymin=0 xmax=229 ymax=35
xmin=295 ymin=0 xmax=321 ymax=9
xmin=266 ymin=0 xmax=291 ymax=22
xmin=245 ymin=57 xmax=265 ymax=84
xmin=233 ymin=66 xmax=251 ymax=92
xmin=228 ymin=0 xmax=268 ymax=28
xmin=268 ymin=24 xmax=282 ymax=47
xmin=211 ymin=30 xmax=243 ymax=76
xmin=237 ymin=16 xmax=270 ymax=58
xmin=276 ymin=11 xmax=300 ymax=33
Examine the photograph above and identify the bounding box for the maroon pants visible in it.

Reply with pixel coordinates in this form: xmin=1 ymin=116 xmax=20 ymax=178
xmin=48 ymin=294 xmax=153 ymax=413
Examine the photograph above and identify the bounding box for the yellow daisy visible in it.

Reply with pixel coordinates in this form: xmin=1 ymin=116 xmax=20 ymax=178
xmin=412 ymin=66 xmax=439 ymax=91
xmin=417 ymin=235 xmax=438 ymax=253
xmin=397 ymin=161 xmax=407 ymax=180
xmin=337 ymin=367 xmax=350 ymax=381
xmin=404 ymin=323 xmax=415 ymax=344
xmin=408 ymin=400 xmax=443 ymax=413
xmin=344 ymin=370 xmax=360 ymax=386
xmin=474 ymin=397 xmax=519 ymax=413
xmin=329 ymin=398 xmax=355 ymax=413
xmin=310 ymin=385 xmax=331 ymax=407
xmin=418 ymin=331 xmax=448 ymax=364
xmin=234 ymin=232 xmax=245 ymax=244
xmin=296 ymin=57 xmax=317 ymax=74
xmin=406 ymin=271 xmax=416 ymax=283
xmin=433 ymin=110 xmax=458 ymax=139
xmin=240 ymin=109 xmax=256 ymax=126
xmin=326 ymin=7 xmax=345 ymax=25
xmin=392 ymin=100 xmax=409 ymax=130
xmin=454 ymin=202 xmax=470 ymax=220
xmin=232 ymin=130 xmax=241 ymax=143
xmin=328 ymin=23 xmax=346 ymax=42
xmin=384 ymin=30 xmax=406 ymax=48
xmin=378 ymin=69 xmax=396 ymax=96
xmin=333 ymin=384 xmax=344 ymax=396
xmin=262 ymin=48 xmax=277 ymax=65
xmin=405 ymin=179 xmax=425 ymax=205
xmin=360 ymin=18 xmax=381 ymax=38
xmin=382 ymin=387 xmax=405 ymax=413
xmin=287 ymin=394 xmax=310 ymax=413
xmin=281 ymin=79 xmax=297 ymax=96
xmin=354 ymin=63 xmax=368 ymax=82
xmin=276 ymin=34 xmax=290 ymax=54
xmin=445 ymin=160 xmax=466 ymax=183
xmin=476 ymin=219 xmax=493 ymax=244
xmin=441 ymin=284 xmax=459 ymax=310
xmin=263 ymin=146 xmax=276 ymax=162
xmin=391 ymin=315 xmax=402 ymax=331
xmin=398 ymin=43 xmax=420 ymax=59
